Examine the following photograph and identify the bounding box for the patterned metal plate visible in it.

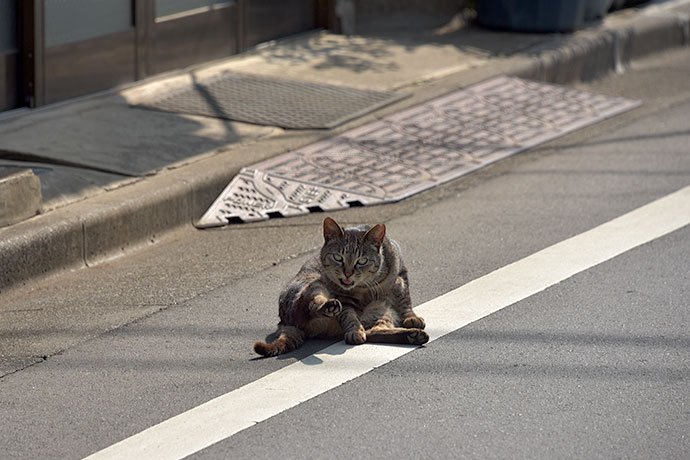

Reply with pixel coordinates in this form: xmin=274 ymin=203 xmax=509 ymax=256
xmin=135 ymin=72 xmax=406 ymax=129
xmin=197 ymin=76 xmax=640 ymax=227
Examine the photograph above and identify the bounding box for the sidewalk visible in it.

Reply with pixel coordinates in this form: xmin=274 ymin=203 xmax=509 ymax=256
xmin=1 ymin=0 xmax=689 ymax=293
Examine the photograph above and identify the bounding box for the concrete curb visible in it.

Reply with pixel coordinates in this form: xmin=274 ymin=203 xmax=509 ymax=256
xmin=0 ymin=168 xmax=41 ymax=228
xmin=513 ymin=6 xmax=690 ymax=83
xmin=1 ymin=3 xmax=689 ymax=294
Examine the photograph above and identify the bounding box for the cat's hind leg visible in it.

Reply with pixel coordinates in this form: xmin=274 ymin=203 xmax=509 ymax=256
xmin=365 ymin=326 xmax=429 ymax=345
xmin=253 ymin=325 xmax=305 ymax=357
xmin=310 ymin=293 xmax=342 ymax=317
xmin=361 ymin=300 xmax=429 ymax=345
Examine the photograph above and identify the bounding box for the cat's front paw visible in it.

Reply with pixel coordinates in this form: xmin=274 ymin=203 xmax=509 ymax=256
xmin=402 ymin=316 xmax=426 ymax=330
xmin=321 ymin=298 xmax=342 ymax=317
xmin=344 ymin=328 xmax=366 ymax=345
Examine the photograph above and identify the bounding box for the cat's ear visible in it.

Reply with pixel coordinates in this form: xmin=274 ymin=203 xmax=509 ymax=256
xmin=323 ymin=217 xmax=344 ymax=242
xmin=363 ymin=223 xmax=386 ymax=247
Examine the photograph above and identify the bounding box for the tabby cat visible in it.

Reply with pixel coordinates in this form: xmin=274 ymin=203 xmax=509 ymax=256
xmin=254 ymin=217 xmax=428 ymax=357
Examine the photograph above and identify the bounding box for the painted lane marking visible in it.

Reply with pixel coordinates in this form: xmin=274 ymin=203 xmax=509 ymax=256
xmin=84 ymin=184 xmax=690 ymax=460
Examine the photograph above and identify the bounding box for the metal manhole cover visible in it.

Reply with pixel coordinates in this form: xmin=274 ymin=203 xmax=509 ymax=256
xmin=197 ymin=76 xmax=640 ymax=227
xmin=134 ymin=72 xmax=406 ymax=129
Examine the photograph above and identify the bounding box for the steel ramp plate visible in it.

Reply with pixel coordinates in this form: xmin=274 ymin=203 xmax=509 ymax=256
xmin=135 ymin=72 xmax=406 ymax=129
xmin=197 ymin=76 xmax=640 ymax=227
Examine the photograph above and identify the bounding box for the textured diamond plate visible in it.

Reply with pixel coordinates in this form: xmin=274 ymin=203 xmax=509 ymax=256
xmin=197 ymin=76 xmax=640 ymax=227
xmin=135 ymin=72 xmax=406 ymax=129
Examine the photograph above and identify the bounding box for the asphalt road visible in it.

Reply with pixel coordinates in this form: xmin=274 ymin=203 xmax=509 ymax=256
xmin=2 ymin=47 xmax=690 ymax=459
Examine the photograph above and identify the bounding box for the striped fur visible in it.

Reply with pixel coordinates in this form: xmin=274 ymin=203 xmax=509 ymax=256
xmin=254 ymin=217 xmax=427 ymax=357
xmin=253 ymin=326 xmax=305 ymax=357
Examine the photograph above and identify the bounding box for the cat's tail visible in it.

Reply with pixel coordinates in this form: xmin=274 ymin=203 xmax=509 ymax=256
xmin=253 ymin=325 xmax=305 ymax=357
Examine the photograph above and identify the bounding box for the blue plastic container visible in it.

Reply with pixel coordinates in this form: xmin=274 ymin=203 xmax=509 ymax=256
xmin=477 ymin=0 xmax=588 ymax=33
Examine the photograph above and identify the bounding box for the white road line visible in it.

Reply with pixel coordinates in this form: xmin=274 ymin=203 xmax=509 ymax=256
xmin=84 ymin=185 xmax=690 ymax=460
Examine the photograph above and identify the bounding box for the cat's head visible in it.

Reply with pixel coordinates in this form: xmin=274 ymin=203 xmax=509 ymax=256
xmin=320 ymin=217 xmax=384 ymax=290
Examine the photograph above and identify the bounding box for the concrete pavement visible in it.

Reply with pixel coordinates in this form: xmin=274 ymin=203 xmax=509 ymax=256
xmin=2 ymin=41 xmax=690 ymax=379
xmin=2 ymin=45 xmax=690 ymax=455
xmin=1 ymin=0 xmax=690 ymax=293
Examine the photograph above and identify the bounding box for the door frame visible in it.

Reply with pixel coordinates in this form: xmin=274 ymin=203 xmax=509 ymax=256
xmin=0 ymin=0 xmax=22 ymax=111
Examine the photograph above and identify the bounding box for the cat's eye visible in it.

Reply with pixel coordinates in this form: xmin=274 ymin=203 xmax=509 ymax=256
xmin=332 ymin=254 xmax=343 ymax=263
xmin=356 ymin=257 xmax=368 ymax=266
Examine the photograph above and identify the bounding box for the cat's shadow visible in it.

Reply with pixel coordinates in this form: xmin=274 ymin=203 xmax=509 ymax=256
xmin=250 ymin=332 xmax=353 ymax=363
xmin=293 ymin=340 xmax=351 ymax=365
xmin=250 ymin=334 xmax=341 ymax=363
xmin=251 ymin=335 xmax=418 ymax=364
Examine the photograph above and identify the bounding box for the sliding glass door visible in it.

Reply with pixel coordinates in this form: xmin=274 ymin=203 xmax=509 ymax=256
xmin=4 ymin=0 xmax=320 ymax=110
xmin=147 ymin=0 xmax=238 ymax=75
xmin=40 ymin=0 xmax=136 ymax=104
